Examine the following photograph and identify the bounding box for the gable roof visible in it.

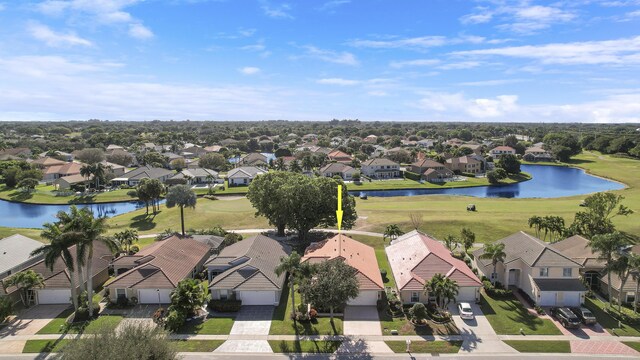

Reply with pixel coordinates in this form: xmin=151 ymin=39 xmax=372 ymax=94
xmin=327 ymin=150 xmax=352 ymax=159
xmin=207 ymin=235 xmax=290 ymax=291
xmin=550 ymin=235 xmax=605 ymax=268
xmin=120 ymin=166 xmax=174 ymax=181
xmin=0 ymin=235 xmax=44 ymax=276
xmin=386 ymin=230 xmax=481 ymax=291
xmin=32 ymin=157 xmax=66 ymax=167
xmin=227 ymin=166 xmax=267 ymax=178
xmin=361 ymin=158 xmax=399 ymax=167
xmin=411 ymin=159 xmax=444 ymax=168
xmin=473 ymin=231 xmax=582 ymax=269
xmin=107 ymin=236 xmax=210 ymax=289
xmin=319 ymin=163 xmax=355 ymax=174
xmin=302 ymin=234 xmax=384 ymax=290
xmin=490 ymin=146 xmax=515 ymax=152
xmin=44 ymin=162 xmax=82 ymax=176
xmin=173 ymin=168 xmax=218 ymax=180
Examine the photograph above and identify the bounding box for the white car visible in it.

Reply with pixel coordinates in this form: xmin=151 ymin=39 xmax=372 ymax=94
xmin=458 ymin=302 xmax=474 ymax=320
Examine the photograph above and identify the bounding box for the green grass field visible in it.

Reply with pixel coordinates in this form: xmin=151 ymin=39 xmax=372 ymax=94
xmin=177 ymin=317 xmax=235 ymax=335
xmin=622 ymin=342 xmax=640 ymax=352
xmin=352 ymin=173 xmax=530 ymax=191
xmin=36 ymin=309 xmax=123 ymax=335
xmin=268 ymin=340 xmax=342 ymax=353
xmin=385 ymin=340 xmax=462 ymax=353
xmin=23 ymin=339 xmax=70 ymax=353
xmin=0 ymin=184 xmax=138 ymax=204
xmin=503 ymin=340 xmax=571 ymax=353
xmin=172 ymin=340 xmax=224 ymax=352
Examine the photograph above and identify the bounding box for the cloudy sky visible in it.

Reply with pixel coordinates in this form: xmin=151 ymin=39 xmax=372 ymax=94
xmin=1 ymin=0 xmax=639 ymax=122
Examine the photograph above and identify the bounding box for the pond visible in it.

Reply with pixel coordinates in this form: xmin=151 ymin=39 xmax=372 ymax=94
xmin=351 ymin=165 xmax=625 ymax=199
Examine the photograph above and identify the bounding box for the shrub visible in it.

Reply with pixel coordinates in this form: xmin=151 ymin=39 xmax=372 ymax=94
xmin=376 ymin=299 xmax=387 ymax=311
xmin=380 ymin=268 xmax=387 ymax=278
xmin=535 ymin=305 xmax=545 ymax=315
xmin=208 ymin=299 xmax=242 ymax=312
xmin=464 ymin=258 xmax=472 ymax=266
xmin=0 ymin=297 xmax=13 ymax=323
xmin=152 ymin=308 xmax=166 ymax=326
xmin=130 ymin=244 xmax=140 ymax=254
xmin=164 ymin=309 xmax=186 ymax=332
xmin=472 ymin=268 xmax=478 ymax=275
xmin=116 ymin=295 xmax=129 ymax=308
xmin=409 ymin=303 xmax=428 ymax=323
xmin=126 ymin=190 xmax=138 ymax=197
xmin=404 ymin=170 xmax=421 ymax=181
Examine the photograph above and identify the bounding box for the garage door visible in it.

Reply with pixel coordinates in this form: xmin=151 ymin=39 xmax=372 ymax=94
xmin=539 ymin=291 xmax=557 ymax=306
xmin=138 ymin=289 xmax=172 ymax=304
xmin=348 ymin=291 xmax=378 ymax=306
xmin=239 ymin=291 xmax=276 ymax=305
xmin=561 ymin=292 xmax=581 ymax=307
xmin=37 ymin=289 xmax=71 ymax=304
xmin=457 ymin=287 xmax=479 ymax=302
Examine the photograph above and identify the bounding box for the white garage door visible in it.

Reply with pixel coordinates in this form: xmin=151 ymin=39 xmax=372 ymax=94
xmin=560 ymin=292 xmax=582 ymax=307
xmin=239 ymin=291 xmax=276 ymax=305
xmin=138 ymin=289 xmax=172 ymax=304
xmin=539 ymin=291 xmax=557 ymax=306
xmin=348 ymin=291 xmax=378 ymax=306
xmin=457 ymin=287 xmax=479 ymax=302
xmin=37 ymin=289 xmax=71 ymax=304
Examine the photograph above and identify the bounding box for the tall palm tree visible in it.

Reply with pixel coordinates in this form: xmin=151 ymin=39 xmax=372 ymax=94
xmin=383 ymin=224 xmax=404 ymax=242
xmin=56 ymin=207 xmax=87 ymax=292
xmin=166 ymin=184 xmax=197 ymax=235
xmin=114 ymin=229 xmax=139 ymax=255
xmin=92 ymin=163 xmax=108 ymax=189
xmin=205 ymin=174 xmax=215 ymax=195
xmin=79 ymin=164 xmax=92 ymax=190
xmin=528 ymin=216 xmax=542 ymax=238
xmin=479 ymin=243 xmax=507 ymax=284
xmin=589 ymin=232 xmax=632 ymax=309
xmin=627 ymin=253 xmax=640 ymax=314
xmin=424 ymin=273 xmax=459 ymax=309
xmin=4 ymin=270 xmax=44 ymax=307
xmin=274 ymin=252 xmax=302 ymax=321
xmin=32 ymin=224 xmax=79 ymax=310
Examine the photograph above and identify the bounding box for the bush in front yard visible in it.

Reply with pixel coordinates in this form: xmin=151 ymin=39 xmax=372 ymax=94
xmin=164 ymin=310 xmax=186 ymax=332
xmin=208 ymin=299 xmax=242 ymax=312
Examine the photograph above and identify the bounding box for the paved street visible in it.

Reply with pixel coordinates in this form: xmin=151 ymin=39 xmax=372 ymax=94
xmin=0 ymin=305 xmax=68 ymax=355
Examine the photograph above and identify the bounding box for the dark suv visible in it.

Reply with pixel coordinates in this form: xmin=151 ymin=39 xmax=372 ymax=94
xmin=551 ymin=307 xmax=581 ymax=328
xmin=571 ymin=307 xmax=597 ymax=325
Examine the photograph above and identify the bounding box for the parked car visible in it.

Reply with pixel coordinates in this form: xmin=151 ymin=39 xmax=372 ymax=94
xmin=551 ymin=307 xmax=581 ymax=328
xmin=458 ymin=302 xmax=474 ymax=320
xmin=571 ymin=307 xmax=597 ymax=325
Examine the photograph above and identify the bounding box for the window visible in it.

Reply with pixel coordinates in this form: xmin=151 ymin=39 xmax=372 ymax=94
xmin=539 ymin=267 xmax=549 ymax=277
xmin=116 ymin=289 xmax=126 ymax=299
xmin=627 ymin=292 xmax=636 ymax=304
xmin=563 ymin=268 xmax=572 ymax=277
xmin=410 ymin=292 xmax=420 ymax=303
xmin=220 ymin=289 xmax=228 ymax=300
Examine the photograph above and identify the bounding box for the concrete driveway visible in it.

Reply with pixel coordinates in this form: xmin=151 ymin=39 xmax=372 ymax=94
xmin=115 ymin=305 xmax=156 ymax=331
xmin=215 ymin=306 xmax=274 ymax=353
xmin=449 ymin=302 xmax=516 ymax=354
xmin=0 ymin=304 xmax=69 ymax=354
xmin=343 ymin=306 xmax=381 ymax=336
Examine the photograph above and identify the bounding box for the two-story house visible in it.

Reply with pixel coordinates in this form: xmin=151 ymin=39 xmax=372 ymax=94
xmin=489 ymin=146 xmax=516 ymax=159
xmin=445 ymin=155 xmax=483 ymax=175
xmin=473 ymin=231 xmax=586 ymax=307
xmin=360 ymin=158 xmax=400 ymax=179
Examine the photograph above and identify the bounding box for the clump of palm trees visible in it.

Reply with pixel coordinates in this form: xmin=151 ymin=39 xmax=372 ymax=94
xmin=79 ymin=163 xmax=111 ymax=190
xmin=424 ymin=273 xmax=459 ymax=311
xmin=31 ymin=206 xmax=113 ymax=320
xmin=527 ymin=215 xmax=565 ymax=243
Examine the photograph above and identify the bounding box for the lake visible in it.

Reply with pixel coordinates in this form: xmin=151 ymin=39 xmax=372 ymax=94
xmin=351 ymin=165 xmax=624 ymax=198
xmin=0 ymin=165 xmax=625 ymax=229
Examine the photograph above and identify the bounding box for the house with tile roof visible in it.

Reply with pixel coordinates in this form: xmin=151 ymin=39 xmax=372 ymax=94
xmin=42 ymin=162 xmax=83 ymax=182
xmin=550 ymin=235 xmax=604 ymax=288
xmin=327 ymin=149 xmax=353 ymax=164
xmin=227 ymin=166 xmax=267 ymax=186
xmin=524 ymin=146 xmax=554 ymax=162
xmin=31 ymin=156 xmax=66 ymax=169
xmin=239 ymin=153 xmax=269 ymax=167
xmin=360 ymin=158 xmax=400 ymax=179
xmin=386 ymin=230 xmax=482 ymax=304
xmin=106 ymin=235 xmax=210 ymax=304
xmin=206 ymin=235 xmax=290 ymax=306
xmin=597 ymin=244 xmax=640 ymax=306
xmin=473 ymin=231 xmax=586 ymax=307
xmin=319 ymin=163 xmax=356 ymax=180
xmin=110 ymin=165 xmax=174 ymax=187
xmin=445 ymin=155 xmax=483 ymax=174
xmin=489 ymin=146 xmax=516 ymax=159
xmin=169 ymin=168 xmax=219 ymax=185
xmin=302 ymin=234 xmax=384 ymax=306
xmin=0 ymin=235 xmax=45 ymax=304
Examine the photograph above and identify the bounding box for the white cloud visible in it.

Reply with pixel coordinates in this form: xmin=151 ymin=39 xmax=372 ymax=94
xmin=28 ymin=22 xmax=93 ymax=47
xmin=128 ymin=23 xmax=154 ymax=40
xmin=316 ymin=78 xmax=360 ymax=86
xmin=416 ymin=92 xmax=518 ymax=118
xmin=318 ymin=0 xmax=350 ymax=12
xmin=302 ymin=45 xmax=358 ymax=66
xmin=239 ymin=67 xmax=261 ymax=75
xmin=389 ymin=59 xmax=441 ymax=68
xmin=458 ymin=79 xmax=527 ymax=86
xmin=460 ymin=3 xmax=576 ymax=34
xmin=262 ymin=2 xmax=293 ymax=19
xmin=437 ymin=61 xmax=481 ymax=70
xmin=349 ymin=35 xmax=506 ymax=51
xmin=452 ymin=36 xmax=640 ymax=65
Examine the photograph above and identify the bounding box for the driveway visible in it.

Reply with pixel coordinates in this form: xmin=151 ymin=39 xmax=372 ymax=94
xmin=545 ymin=309 xmax=609 ymax=338
xmin=0 ymin=304 xmax=69 ymax=354
xmin=116 ymin=305 xmax=156 ymax=331
xmin=449 ymin=302 xmax=516 ymax=354
xmin=343 ymin=306 xmax=381 ymax=336
xmin=215 ymin=306 xmax=274 ymax=353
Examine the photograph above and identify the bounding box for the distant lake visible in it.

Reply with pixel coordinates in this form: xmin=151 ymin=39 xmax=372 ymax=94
xmin=350 ymin=165 xmax=625 ymax=199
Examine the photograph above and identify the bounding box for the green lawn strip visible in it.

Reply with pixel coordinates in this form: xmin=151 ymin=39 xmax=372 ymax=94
xmin=172 ymin=340 xmax=224 ymax=352
xmin=375 ymin=248 xmax=396 ymax=288
xmin=0 ymin=226 xmax=44 ymax=241
xmin=268 ymin=340 xmax=342 ymax=354
xmin=37 ymin=309 xmax=123 ymax=335
xmin=23 ymin=339 xmax=71 ymax=353
xmin=584 ymin=298 xmax=640 ymax=336
xmin=480 ymin=293 xmax=561 ymax=335
xmin=269 ymin=282 xmax=342 ymax=335
xmin=0 ymin=184 xmax=138 ymax=204
xmin=622 ymin=342 xmax=640 ymax=352
xmin=385 ymin=340 xmax=462 ymax=354
xmin=503 ymin=340 xmax=571 ymax=353
xmin=351 ymin=173 xmax=530 ymax=191
xmin=177 ymin=317 xmax=234 ymax=335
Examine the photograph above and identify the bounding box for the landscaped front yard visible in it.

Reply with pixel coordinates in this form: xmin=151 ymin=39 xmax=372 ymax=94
xmin=268 ymin=340 xmax=342 ymax=353
xmin=36 ymin=309 xmax=123 ymax=335
xmin=23 ymin=339 xmax=70 ymax=353
xmin=270 ymin=284 xmax=343 ymax=335
xmin=584 ymin=298 xmax=640 ymax=337
xmin=385 ymin=340 xmax=462 ymax=354
xmin=480 ymin=292 xmax=561 ymax=335
xmin=378 ymin=304 xmax=459 ymax=336
xmin=177 ymin=316 xmax=235 ymax=335
xmin=503 ymin=340 xmax=571 ymax=353
xmin=23 ymin=339 xmax=226 ymax=353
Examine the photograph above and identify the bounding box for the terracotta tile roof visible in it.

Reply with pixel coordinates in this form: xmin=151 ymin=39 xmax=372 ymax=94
xmin=302 ymin=234 xmax=384 ymax=290
xmin=107 ymin=236 xmax=209 ymax=289
xmin=490 ymin=146 xmax=515 ymax=152
xmin=32 ymin=157 xmax=66 ymax=167
xmin=386 ymin=230 xmax=481 ymax=291
xmin=411 ymin=159 xmax=444 ymax=168
xmin=44 ymin=162 xmax=83 ymax=176
xmin=328 ymin=150 xmax=352 ymax=160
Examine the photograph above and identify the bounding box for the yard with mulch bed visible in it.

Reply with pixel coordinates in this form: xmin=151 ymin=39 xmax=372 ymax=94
xmin=378 ymin=303 xmax=459 ymax=336
xmin=386 ymin=340 xmax=462 ymax=353
xmin=270 ymin=283 xmax=342 ymax=335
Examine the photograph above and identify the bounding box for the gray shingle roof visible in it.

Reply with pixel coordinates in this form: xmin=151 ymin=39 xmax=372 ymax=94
xmin=227 ymin=166 xmax=267 ymax=178
xmin=550 ymin=235 xmax=605 ymax=269
xmin=361 ymin=158 xmax=399 ymax=167
xmin=0 ymin=235 xmax=43 ymax=275
xmin=121 ymin=166 xmax=174 ymax=180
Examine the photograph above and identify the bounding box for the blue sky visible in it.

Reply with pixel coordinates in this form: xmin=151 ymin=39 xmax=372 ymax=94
xmin=0 ymin=0 xmax=639 ymax=122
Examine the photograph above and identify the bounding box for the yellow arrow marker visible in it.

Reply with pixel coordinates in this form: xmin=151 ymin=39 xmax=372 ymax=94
xmin=336 ymin=184 xmax=343 ymax=232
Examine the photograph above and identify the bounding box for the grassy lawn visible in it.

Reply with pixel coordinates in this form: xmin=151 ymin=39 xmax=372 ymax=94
xmin=378 ymin=305 xmax=459 ymax=336
xmin=177 ymin=317 xmax=235 ymax=335
xmin=386 ymin=340 xmax=462 ymax=354
xmin=584 ymin=298 xmax=640 ymax=337
xmin=269 ymin=283 xmax=343 ymax=335
xmin=480 ymin=292 xmax=562 ymax=335
xmin=503 ymin=340 xmax=571 ymax=353
xmin=622 ymin=342 xmax=640 ymax=352
xmin=0 ymin=226 xmax=44 ymax=241
xmin=37 ymin=309 xmax=123 ymax=335
xmin=23 ymin=339 xmax=70 ymax=353
xmin=375 ymin=248 xmax=395 ymax=288
xmin=172 ymin=340 xmax=224 ymax=352
xmin=0 ymin=184 xmax=138 ymax=204
xmin=268 ymin=340 xmax=342 ymax=353
xmin=352 ymin=173 xmax=530 ymax=191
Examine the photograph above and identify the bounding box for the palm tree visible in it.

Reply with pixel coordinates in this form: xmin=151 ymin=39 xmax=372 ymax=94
xmin=274 ymin=252 xmax=302 ymax=321
xmin=205 ymin=174 xmax=215 ymax=195
xmin=628 ymin=253 xmax=640 ymax=313
xmin=589 ymin=232 xmax=632 ymax=309
xmin=92 ymin=163 xmax=108 ymax=189
xmin=166 ymin=184 xmax=197 ymax=235
xmin=424 ymin=273 xmax=459 ymax=309
xmin=301 ymin=156 xmax=313 ymax=171
xmin=114 ymin=229 xmax=139 ymax=254
xmin=528 ymin=216 xmax=542 ymax=238
xmin=275 ymin=157 xmax=286 ymax=171
xmin=4 ymin=270 xmax=44 ymax=307
xmin=383 ymin=224 xmax=404 ymax=242
xmin=32 ymin=224 xmax=79 ymax=310
xmin=289 ymin=159 xmax=302 ymax=173
xmin=80 ymin=164 xmax=92 ymax=190
xmin=479 ymin=243 xmax=507 ymax=285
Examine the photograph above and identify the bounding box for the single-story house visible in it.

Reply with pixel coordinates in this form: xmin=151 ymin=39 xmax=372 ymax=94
xmin=360 ymin=158 xmax=400 ymax=179
xmin=422 ymin=168 xmax=454 ymax=183
xmin=207 ymin=235 xmax=290 ymax=306
xmin=363 ymin=135 xmax=378 ymax=144
xmin=473 ymin=231 xmax=586 ymax=307
xmin=180 ymin=146 xmax=208 ymax=159
xmin=31 ymin=156 xmax=66 ymax=169
xmin=110 ymin=166 xmax=174 ymax=187
xmin=54 ymin=174 xmax=91 ymax=190
xmin=460 ymin=143 xmax=483 ymax=155
xmin=386 ymin=230 xmax=482 ymax=304
xmin=226 ymin=166 xmax=267 ymax=186
xmin=107 ymin=236 xmax=210 ymax=304
xmin=101 ymin=161 xmax=126 ymax=177
xmin=489 ymin=146 xmax=516 ymax=159
xmin=169 ymin=168 xmax=219 ymax=185
xmin=550 ymin=235 xmax=605 ymax=288
xmin=319 ymin=163 xmax=356 ymax=180
xmin=239 ymin=153 xmax=269 ymax=167
xmin=301 ymin=234 xmax=384 ymax=306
